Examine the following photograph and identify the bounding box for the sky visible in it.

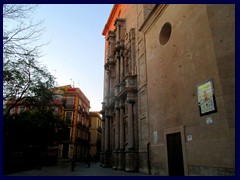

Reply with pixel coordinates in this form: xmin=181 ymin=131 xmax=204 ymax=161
xmin=32 ymin=4 xmax=113 ymax=111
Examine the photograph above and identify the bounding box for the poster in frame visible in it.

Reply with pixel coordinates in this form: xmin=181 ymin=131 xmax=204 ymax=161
xmin=197 ymin=79 xmax=217 ymax=116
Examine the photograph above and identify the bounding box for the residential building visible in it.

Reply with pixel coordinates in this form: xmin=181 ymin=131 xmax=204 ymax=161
xmin=89 ymin=111 xmax=102 ymax=161
xmin=5 ymin=85 xmax=92 ymax=162
xmin=52 ymin=85 xmax=91 ymax=161
xmin=100 ymin=4 xmax=235 ymax=175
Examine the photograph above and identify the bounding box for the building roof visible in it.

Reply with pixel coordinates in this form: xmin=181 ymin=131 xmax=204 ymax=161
xmin=102 ymin=4 xmax=118 ymax=36
xmin=90 ymin=111 xmax=102 ymax=119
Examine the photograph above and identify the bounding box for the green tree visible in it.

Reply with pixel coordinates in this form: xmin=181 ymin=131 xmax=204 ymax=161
xmin=4 ymin=109 xmax=68 ymax=148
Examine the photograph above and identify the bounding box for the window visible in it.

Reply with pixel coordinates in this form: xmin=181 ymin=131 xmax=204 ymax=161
xmin=66 ymin=97 xmax=74 ymax=104
xmin=65 ymin=111 xmax=73 ymax=124
xmin=159 ymin=22 xmax=172 ymax=45
xmin=68 ymin=128 xmax=72 ymax=141
xmin=62 ymin=128 xmax=71 ymax=141
xmin=66 ymin=97 xmax=74 ymax=108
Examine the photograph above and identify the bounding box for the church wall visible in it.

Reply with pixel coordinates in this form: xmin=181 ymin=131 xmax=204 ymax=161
xmin=143 ymin=4 xmax=234 ymax=175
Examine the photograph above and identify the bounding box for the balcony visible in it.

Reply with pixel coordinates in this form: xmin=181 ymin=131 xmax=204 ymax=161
xmin=125 ymin=74 xmax=137 ymax=89
xmin=104 ymin=57 xmax=115 ymax=72
xmin=78 ymin=105 xmax=83 ymax=112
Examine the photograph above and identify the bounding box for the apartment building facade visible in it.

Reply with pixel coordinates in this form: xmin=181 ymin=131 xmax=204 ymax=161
xmin=89 ymin=112 xmax=102 ymax=161
xmin=53 ymin=85 xmax=91 ymax=161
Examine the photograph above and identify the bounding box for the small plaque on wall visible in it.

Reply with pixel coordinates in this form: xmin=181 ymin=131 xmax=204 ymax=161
xmin=197 ymin=79 xmax=217 ymax=116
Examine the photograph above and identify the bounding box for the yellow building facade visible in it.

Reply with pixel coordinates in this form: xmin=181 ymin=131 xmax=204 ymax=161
xmin=52 ymin=85 xmax=91 ymax=161
xmin=89 ymin=112 xmax=102 ymax=161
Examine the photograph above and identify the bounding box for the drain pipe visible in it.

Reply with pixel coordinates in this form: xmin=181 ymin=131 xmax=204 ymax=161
xmin=147 ymin=142 xmax=151 ymax=175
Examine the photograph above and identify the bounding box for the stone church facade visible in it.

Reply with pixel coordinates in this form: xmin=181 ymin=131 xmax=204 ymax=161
xmin=100 ymin=4 xmax=235 ymax=176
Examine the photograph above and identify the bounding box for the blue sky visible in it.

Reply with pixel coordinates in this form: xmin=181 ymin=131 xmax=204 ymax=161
xmin=33 ymin=4 xmax=113 ymax=111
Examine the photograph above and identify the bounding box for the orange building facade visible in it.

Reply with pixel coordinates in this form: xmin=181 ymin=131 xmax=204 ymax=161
xmin=52 ymin=85 xmax=91 ymax=161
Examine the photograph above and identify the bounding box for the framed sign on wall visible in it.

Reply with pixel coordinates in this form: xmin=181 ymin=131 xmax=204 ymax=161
xmin=197 ymin=79 xmax=217 ymax=116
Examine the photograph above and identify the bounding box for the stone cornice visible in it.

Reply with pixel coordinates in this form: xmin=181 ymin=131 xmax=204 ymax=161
xmin=102 ymin=4 xmax=119 ymax=36
xmin=114 ymin=18 xmax=126 ymax=26
xmin=139 ymin=4 xmax=168 ymax=34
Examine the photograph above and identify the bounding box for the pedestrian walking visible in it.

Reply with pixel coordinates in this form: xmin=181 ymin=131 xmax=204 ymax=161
xmin=71 ymin=156 xmax=76 ymax=171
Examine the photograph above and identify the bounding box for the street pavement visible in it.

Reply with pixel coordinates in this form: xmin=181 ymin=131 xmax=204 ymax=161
xmin=7 ymin=161 xmax=152 ymax=176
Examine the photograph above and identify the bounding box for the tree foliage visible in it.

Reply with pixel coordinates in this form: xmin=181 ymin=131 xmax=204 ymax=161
xmin=3 ymin=4 xmax=55 ymax=116
xmin=4 ymin=109 xmax=69 ymax=174
xmin=3 ymin=5 xmax=69 ymax=174
xmin=4 ymin=109 xmax=68 ymax=148
xmin=3 ymin=4 xmax=44 ymax=58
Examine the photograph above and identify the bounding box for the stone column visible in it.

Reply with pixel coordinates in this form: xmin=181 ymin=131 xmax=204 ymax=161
xmin=125 ymin=95 xmax=138 ymax=172
xmin=113 ymin=102 xmax=120 ymax=170
xmin=116 ymin=54 xmax=120 ymax=83
xmin=115 ymin=54 xmax=120 ymax=97
xmin=108 ymin=75 xmax=111 ymax=96
xmin=105 ymin=115 xmax=109 ymax=152
xmin=103 ymin=112 xmax=111 ymax=167
xmin=118 ymin=100 xmax=125 ymax=170
xmin=100 ymin=118 xmax=105 ymax=165
xmin=107 ymin=74 xmax=110 ymax=96
xmin=115 ymin=104 xmax=120 ymax=150
xmin=127 ymin=100 xmax=134 ymax=149
xmin=120 ymin=52 xmax=124 ymax=82
xmin=119 ymin=106 xmax=124 ymax=150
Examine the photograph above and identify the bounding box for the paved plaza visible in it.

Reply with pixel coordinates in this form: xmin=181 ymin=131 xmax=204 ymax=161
xmin=7 ymin=161 xmax=152 ymax=176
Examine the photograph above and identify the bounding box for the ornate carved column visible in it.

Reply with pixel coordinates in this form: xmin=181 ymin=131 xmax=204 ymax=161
xmin=103 ymin=111 xmax=111 ymax=167
xmin=127 ymin=100 xmax=134 ymax=149
xmin=105 ymin=31 xmax=116 ymax=105
xmin=118 ymin=100 xmax=125 ymax=170
xmin=125 ymin=94 xmax=138 ymax=172
xmin=130 ymin=28 xmax=136 ymax=75
xmin=116 ymin=53 xmax=120 ymax=84
xmin=108 ymin=74 xmax=111 ymax=96
xmin=114 ymin=18 xmax=125 ymax=83
xmin=113 ymin=101 xmax=120 ymax=170
xmin=115 ymin=103 xmax=120 ymax=150
xmin=120 ymin=49 xmax=124 ymax=82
